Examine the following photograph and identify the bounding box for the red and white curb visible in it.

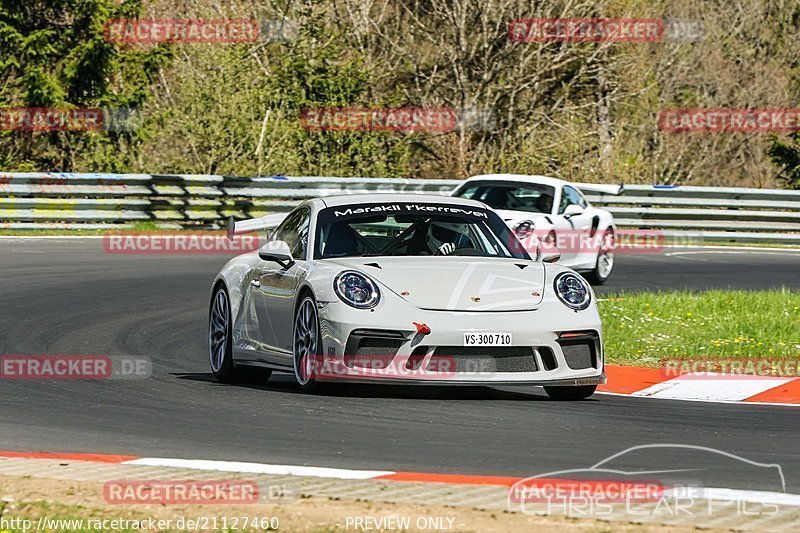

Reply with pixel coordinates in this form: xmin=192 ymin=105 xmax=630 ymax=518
xmin=2 ymin=450 xmax=800 ymax=510
xmin=0 ymin=451 xmax=516 ymax=486
xmin=599 ymin=365 xmax=800 ymax=405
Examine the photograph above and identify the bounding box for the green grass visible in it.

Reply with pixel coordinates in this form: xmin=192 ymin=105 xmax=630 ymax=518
xmin=600 ymin=289 xmax=800 ymax=366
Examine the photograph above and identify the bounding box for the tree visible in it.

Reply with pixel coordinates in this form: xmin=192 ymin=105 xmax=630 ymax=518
xmin=768 ymin=133 xmax=800 ymax=189
xmin=0 ymin=0 xmax=170 ymax=171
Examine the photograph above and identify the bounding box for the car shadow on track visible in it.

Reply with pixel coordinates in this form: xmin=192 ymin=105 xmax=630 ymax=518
xmin=171 ymin=372 xmax=572 ymax=401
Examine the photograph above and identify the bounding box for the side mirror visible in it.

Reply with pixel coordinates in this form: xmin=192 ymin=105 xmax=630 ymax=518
xmin=258 ymin=240 xmax=294 ymax=267
xmin=563 ymin=204 xmax=584 ymax=218
xmin=536 ymin=242 xmax=561 ymax=263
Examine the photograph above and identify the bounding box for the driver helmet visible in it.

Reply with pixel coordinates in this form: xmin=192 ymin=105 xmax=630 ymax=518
xmin=427 ymin=221 xmax=471 ymax=251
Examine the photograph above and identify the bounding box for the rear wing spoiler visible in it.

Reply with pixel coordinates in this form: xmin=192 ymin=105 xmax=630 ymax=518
xmin=574 ymin=183 xmax=624 ymax=196
xmin=226 ymin=213 xmax=287 ymax=241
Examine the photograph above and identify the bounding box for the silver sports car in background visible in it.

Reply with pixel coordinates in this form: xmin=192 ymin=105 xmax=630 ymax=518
xmin=452 ymin=174 xmax=618 ymax=284
xmin=209 ymin=194 xmax=605 ymax=399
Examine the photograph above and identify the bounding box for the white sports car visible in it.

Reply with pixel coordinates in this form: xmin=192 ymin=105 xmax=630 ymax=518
xmin=452 ymin=174 xmax=618 ymax=284
xmin=209 ymin=194 xmax=605 ymax=399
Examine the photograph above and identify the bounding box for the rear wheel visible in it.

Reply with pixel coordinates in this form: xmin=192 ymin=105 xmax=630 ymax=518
xmin=209 ymin=285 xmax=271 ymax=383
xmin=544 ymin=385 xmax=597 ymax=401
xmin=586 ymin=229 xmax=614 ymax=285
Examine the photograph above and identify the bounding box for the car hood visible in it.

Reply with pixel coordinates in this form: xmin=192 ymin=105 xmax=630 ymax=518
xmin=494 ymin=209 xmax=550 ymax=224
xmin=327 ymin=257 xmax=545 ymax=311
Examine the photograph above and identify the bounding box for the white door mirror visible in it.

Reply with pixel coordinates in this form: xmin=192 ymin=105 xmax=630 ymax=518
xmin=563 ymin=204 xmax=585 ymax=218
xmin=258 ymin=240 xmax=294 ymax=267
xmin=536 ymin=242 xmax=561 ymax=263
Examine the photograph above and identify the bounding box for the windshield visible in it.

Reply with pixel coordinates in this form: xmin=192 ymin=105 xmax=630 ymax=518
xmin=455 ymin=181 xmax=556 ymax=214
xmin=314 ymin=202 xmax=529 ymax=260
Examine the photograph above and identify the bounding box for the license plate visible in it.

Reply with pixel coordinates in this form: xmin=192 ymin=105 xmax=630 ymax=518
xmin=463 ymin=332 xmax=513 ymax=346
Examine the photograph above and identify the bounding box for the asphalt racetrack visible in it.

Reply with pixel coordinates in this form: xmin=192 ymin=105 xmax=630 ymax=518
xmin=1 ymin=238 xmax=799 ymax=492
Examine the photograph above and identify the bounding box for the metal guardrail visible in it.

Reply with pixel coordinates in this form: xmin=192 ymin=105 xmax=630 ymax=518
xmin=1 ymin=172 xmax=799 ymax=243
xmin=581 ymin=185 xmax=800 ymax=243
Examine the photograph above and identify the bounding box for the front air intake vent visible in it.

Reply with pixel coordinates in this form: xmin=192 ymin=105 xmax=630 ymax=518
xmin=556 ymin=332 xmax=599 ymax=370
xmin=537 ymin=347 xmax=558 ymax=371
xmin=426 ymin=346 xmax=537 ymax=373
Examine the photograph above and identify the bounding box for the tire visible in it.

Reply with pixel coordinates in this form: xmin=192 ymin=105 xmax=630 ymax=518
xmin=544 ymin=385 xmax=597 ymax=401
xmin=292 ymin=294 xmax=327 ymax=393
xmin=209 ymin=285 xmax=271 ymax=383
xmin=586 ymin=228 xmax=614 ymax=285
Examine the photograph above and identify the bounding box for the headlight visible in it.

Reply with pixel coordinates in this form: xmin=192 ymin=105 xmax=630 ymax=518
xmin=554 ymin=272 xmax=591 ymax=311
xmin=334 ymin=271 xmax=380 ymax=309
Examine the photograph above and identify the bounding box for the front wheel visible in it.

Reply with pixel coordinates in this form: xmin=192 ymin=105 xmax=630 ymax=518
xmin=293 ymin=294 xmax=326 ymax=393
xmin=544 ymin=385 xmax=597 ymax=401
xmin=586 ymin=229 xmax=614 ymax=285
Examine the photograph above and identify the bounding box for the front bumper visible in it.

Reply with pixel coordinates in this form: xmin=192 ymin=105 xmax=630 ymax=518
xmin=315 ymin=300 xmax=604 ymax=385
